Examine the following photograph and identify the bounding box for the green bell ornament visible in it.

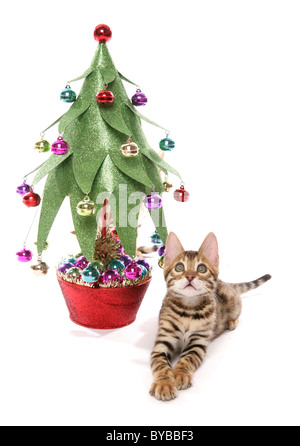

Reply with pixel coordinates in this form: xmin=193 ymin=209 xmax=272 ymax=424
xmin=34 ymin=133 xmax=50 ymax=153
xmin=76 ymin=195 xmax=96 ymax=216
xmin=60 ymin=84 xmax=77 ymax=103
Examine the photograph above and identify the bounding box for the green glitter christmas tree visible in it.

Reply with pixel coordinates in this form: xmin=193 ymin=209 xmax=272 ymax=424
xmin=30 ymin=24 xmax=181 ymax=261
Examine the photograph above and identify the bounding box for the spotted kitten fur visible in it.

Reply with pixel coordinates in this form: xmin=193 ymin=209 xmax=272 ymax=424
xmin=150 ymin=232 xmax=271 ymax=401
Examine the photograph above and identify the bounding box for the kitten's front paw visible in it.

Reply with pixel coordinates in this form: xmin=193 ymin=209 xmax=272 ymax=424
xmin=174 ymin=371 xmax=193 ymax=390
xmin=149 ymin=380 xmax=178 ymax=401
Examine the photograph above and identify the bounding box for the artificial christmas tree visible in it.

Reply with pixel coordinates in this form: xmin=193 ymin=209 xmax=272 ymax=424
xmin=17 ymin=24 xmax=185 ymax=328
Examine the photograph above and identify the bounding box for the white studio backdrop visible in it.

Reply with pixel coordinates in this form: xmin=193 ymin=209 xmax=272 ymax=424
xmin=1 ymin=0 xmax=300 ymax=426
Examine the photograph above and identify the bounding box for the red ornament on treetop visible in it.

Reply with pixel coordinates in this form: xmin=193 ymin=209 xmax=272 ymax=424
xmin=94 ymin=24 xmax=112 ymax=43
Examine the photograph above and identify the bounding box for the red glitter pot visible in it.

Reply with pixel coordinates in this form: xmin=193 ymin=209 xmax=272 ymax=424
xmin=57 ymin=275 xmax=151 ymax=329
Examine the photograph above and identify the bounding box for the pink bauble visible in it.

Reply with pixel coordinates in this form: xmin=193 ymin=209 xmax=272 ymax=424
xmin=124 ymin=261 xmax=142 ymax=280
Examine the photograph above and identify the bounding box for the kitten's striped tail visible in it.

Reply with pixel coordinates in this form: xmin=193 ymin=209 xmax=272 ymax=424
xmin=136 ymin=245 xmax=159 ymax=257
xmin=229 ymin=274 xmax=271 ymax=295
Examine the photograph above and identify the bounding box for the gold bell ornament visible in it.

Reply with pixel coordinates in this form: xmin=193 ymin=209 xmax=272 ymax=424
xmin=163 ymin=177 xmax=173 ymax=192
xmin=120 ymin=137 xmax=140 ymax=157
xmin=31 ymin=257 xmax=49 ymax=276
xmin=76 ymin=195 xmax=96 ymax=216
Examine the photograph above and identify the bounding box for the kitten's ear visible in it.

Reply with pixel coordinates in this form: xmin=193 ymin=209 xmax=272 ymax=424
xmin=199 ymin=232 xmax=219 ymax=266
xmin=164 ymin=232 xmax=184 ymax=268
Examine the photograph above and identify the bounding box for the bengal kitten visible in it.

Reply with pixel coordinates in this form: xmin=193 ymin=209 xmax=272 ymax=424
xmin=150 ymin=232 xmax=271 ymax=401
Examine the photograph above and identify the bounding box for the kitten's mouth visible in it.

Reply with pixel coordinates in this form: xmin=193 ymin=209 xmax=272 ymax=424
xmin=185 ymin=283 xmax=196 ymax=289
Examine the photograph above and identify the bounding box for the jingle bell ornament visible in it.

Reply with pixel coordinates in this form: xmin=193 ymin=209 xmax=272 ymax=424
xmin=102 ymin=269 xmax=120 ymax=283
xmin=158 ymin=255 xmax=165 ymax=269
xmin=174 ymin=185 xmax=190 ymax=202
xmin=120 ymin=137 xmax=140 ymax=157
xmin=131 ymin=89 xmax=148 ymax=106
xmin=34 ymin=138 xmax=50 ymax=153
xmin=23 ymin=190 xmax=41 ymax=207
xmin=151 ymin=230 xmax=162 ymax=244
xmin=108 ymin=259 xmax=125 ymax=272
xmin=96 ymin=89 xmax=114 ymax=104
xmin=51 ymin=136 xmax=69 ymax=155
xmin=94 ymin=24 xmax=112 ymax=43
xmin=137 ymin=259 xmax=150 ymax=271
xmin=76 ymin=195 xmax=96 ymax=216
xmin=31 ymin=260 xmax=49 ymax=276
xmin=124 ymin=261 xmax=142 ymax=280
xmin=67 ymin=267 xmax=82 ymax=280
xmin=82 ymin=265 xmax=101 ymax=283
xmin=16 ymin=180 xmax=31 ymax=197
xmin=144 ymin=190 xmax=162 ymax=210
xmin=59 ymin=262 xmax=75 ymax=274
xmin=76 ymin=255 xmax=89 ymax=270
xmin=163 ymin=178 xmax=173 ymax=193
xmin=60 ymin=85 xmax=76 ymax=103
xmin=16 ymin=247 xmax=33 ymax=262
xmin=159 ymin=136 xmax=175 ymax=151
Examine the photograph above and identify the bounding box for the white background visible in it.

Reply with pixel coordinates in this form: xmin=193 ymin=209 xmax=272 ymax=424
xmin=1 ymin=0 xmax=300 ymax=426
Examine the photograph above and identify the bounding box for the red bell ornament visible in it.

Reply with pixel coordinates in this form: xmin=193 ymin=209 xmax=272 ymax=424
xmin=96 ymin=89 xmax=114 ymax=104
xmin=174 ymin=185 xmax=190 ymax=202
xmin=94 ymin=24 xmax=112 ymax=43
xmin=23 ymin=189 xmax=41 ymax=207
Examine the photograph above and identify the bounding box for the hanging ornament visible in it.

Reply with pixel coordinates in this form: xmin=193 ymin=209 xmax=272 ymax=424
xmin=158 ymin=244 xmax=165 ymax=257
xmin=144 ymin=190 xmax=162 ymax=210
xmin=76 ymin=195 xmax=96 ymax=216
xmin=102 ymin=269 xmax=120 ymax=283
xmin=163 ymin=177 xmax=173 ymax=193
xmin=131 ymin=88 xmax=148 ymax=106
xmin=174 ymin=184 xmax=190 ymax=202
xmin=151 ymin=230 xmax=162 ymax=245
xmin=75 ymin=255 xmax=89 ymax=270
xmin=94 ymin=24 xmax=112 ymax=43
xmin=23 ymin=189 xmax=41 ymax=207
xmin=31 ymin=258 xmax=49 ymax=276
xmin=124 ymin=261 xmax=142 ymax=280
xmin=120 ymin=137 xmax=140 ymax=157
xmin=16 ymin=247 xmax=33 ymax=262
xmin=82 ymin=264 xmax=101 ymax=283
xmin=60 ymin=84 xmax=77 ymax=103
xmin=96 ymin=87 xmax=114 ymax=104
xmin=16 ymin=180 xmax=31 ymax=197
xmin=67 ymin=267 xmax=82 ymax=280
xmin=159 ymin=134 xmax=175 ymax=151
xmin=108 ymin=259 xmax=125 ymax=272
xmin=51 ymin=135 xmax=69 ymax=155
xmin=34 ymin=133 xmax=51 ymax=153
xmin=158 ymin=255 xmax=165 ymax=269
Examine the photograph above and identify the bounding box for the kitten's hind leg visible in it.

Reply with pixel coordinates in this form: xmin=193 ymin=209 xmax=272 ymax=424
xmin=228 ymin=319 xmax=239 ymax=331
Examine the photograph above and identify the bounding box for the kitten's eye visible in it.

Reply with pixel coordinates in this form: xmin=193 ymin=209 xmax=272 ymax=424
xmin=197 ymin=264 xmax=207 ymax=274
xmin=175 ymin=263 xmax=185 ymax=273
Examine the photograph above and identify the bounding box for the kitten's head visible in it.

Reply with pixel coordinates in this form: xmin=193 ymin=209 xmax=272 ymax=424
xmin=164 ymin=232 xmax=219 ymax=298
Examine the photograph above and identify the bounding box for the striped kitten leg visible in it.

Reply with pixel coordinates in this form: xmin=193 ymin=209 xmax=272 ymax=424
xmin=173 ymin=331 xmax=209 ymax=390
xmin=150 ymin=332 xmax=180 ymax=401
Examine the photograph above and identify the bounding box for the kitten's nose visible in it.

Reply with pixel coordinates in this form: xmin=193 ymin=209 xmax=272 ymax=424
xmin=186 ymin=274 xmax=195 ymax=282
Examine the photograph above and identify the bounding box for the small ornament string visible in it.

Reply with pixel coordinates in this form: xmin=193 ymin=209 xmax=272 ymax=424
xmin=22 ymin=205 xmax=40 ymax=249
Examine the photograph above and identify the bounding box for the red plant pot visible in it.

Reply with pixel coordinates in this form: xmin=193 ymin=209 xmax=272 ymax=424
xmin=57 ymin=275 xmax=151 ymax=329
